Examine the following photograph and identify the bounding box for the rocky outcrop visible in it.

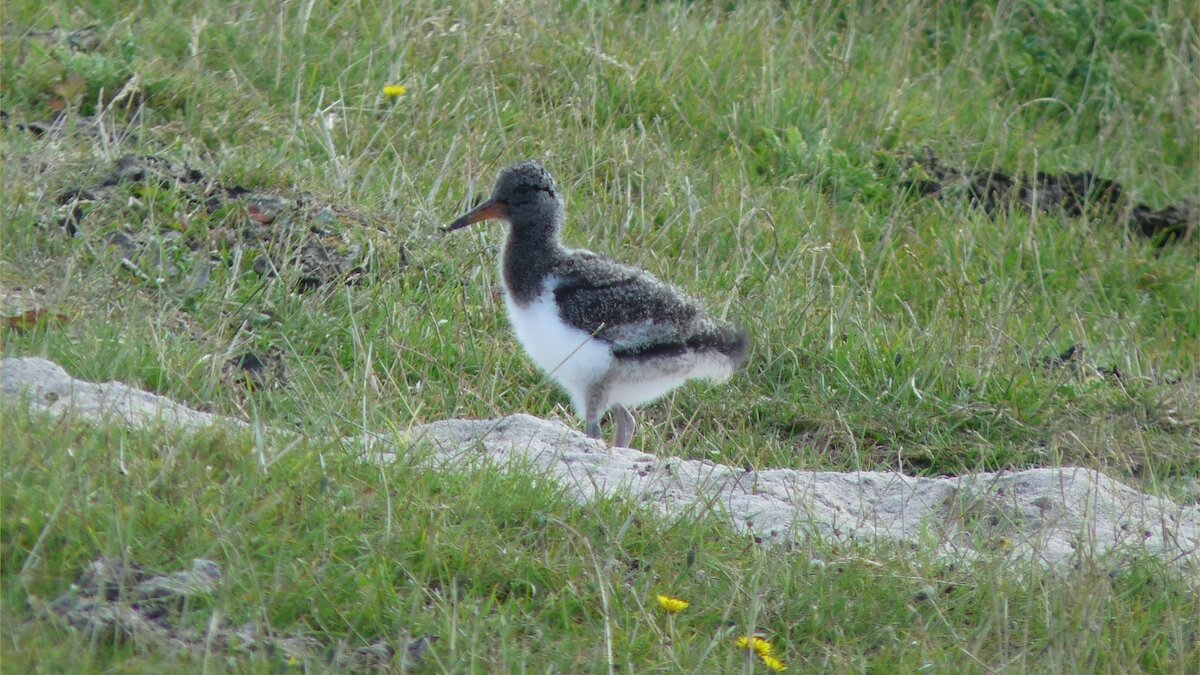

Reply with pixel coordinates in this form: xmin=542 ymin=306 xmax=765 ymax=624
xmin=4 ymin=356 xmax=1196 ymax=571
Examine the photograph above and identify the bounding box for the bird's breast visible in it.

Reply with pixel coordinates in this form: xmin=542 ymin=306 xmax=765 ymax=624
xmin=502 ymin=284 xmax=614 ymax=393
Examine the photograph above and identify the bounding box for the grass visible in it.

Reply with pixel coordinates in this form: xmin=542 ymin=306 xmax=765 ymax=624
xmin=2 ymin=0 xmax=1197 ymax=671
xmin=4 ymin=413 xmax=1197 ymax=672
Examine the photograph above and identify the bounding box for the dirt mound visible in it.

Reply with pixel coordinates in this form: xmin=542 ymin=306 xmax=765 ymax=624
xmin=903 ymin=150 xmax=1195 ymax=245
xmin=35 ymin=556 xmax=433 ymax=671
xmin=48 ymin=154 xmax=378 ymax=293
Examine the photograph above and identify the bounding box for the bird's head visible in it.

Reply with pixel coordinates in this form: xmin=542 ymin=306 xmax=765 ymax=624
xmin=445 ymin=160 xmax=564 ymax=236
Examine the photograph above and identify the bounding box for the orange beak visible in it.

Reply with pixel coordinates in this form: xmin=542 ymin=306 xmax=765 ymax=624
xmin=444 ymin=199 xmax=508 ymax=232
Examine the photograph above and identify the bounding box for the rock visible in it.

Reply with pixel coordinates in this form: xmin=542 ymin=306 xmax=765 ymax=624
xmin=48 ymin=596 xmax=193 ymax=653
xmin=912 ymin=586 xmax=938 ymax=602
xmin=68 ymin=556 xmax=146 ymax=602
xmin=134 ymin=559 xmax=222 ymax=605
xmin=3 ymin=356 xmax=1197 ymax=573
xmin=39 ymin=555 xmax=417 ymax=671
xmin=395 ymin=416 xmax=1198 ymax=571
xmin=1 ymin=357 xmax=242 ymax=432
xmin=43 ymin=557 xmax=217 ymax=658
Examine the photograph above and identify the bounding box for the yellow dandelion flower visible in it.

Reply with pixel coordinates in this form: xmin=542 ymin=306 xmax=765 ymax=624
xmin=655 ymin=594 xmax=689 ymax=613
xmin=383 ymin=84 xmax=407 ymax=99
xmin=736 ymin=636 xmax=773 ymax=656
xmin=760 ymin=654 xmax=788 ymax=671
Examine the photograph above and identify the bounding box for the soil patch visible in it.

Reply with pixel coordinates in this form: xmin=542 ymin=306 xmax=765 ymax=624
xmin=48 ymin=154 xmax=379 ymax=293
xmin=33 ymin=556 xmax=435 ymax=672
xmin=903 ymin=150 xmax=1195 ymax=245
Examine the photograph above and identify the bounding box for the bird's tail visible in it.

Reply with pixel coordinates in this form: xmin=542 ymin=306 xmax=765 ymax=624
xmin=722 ymin=324 xmax=750 ymax=370
xmin=687 ymin=321 xmax=749 ymax=371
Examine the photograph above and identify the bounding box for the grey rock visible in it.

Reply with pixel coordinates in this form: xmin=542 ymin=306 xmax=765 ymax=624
xmin=393 ymin=415 xmax=1199 ymax=571
xmin=2 ymin=357 xmax=243 ymax=431
xmin=39 ymin=555 xmax=415 ymax=671
xmin=4 ymin=357 xmax=1197 ymax=573
xmin=134 ymin=559 xmax=222 ymax=604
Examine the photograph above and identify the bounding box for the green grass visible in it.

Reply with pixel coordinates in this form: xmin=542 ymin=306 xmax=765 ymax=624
xmin=2 ymin=0 xmax=1197 ymax=671
xmin=4 ymin=413 xmax=1197 ymax=672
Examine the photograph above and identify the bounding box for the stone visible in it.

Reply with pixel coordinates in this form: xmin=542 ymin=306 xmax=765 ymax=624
xmin=1 ymin=357 xmax=242 ymax=432
xmin=395 ymin=415 xmax=1199 ymax=570
xmin=3 ymin=356 xmax=1197 ymax=573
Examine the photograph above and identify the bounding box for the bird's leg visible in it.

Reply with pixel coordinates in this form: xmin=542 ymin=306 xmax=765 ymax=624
xmin=585 ymin=418 xmax=602 ymax=439
xmin=584 ymin=378 xmax=612 ymax=444
xmin=612 ymin=404 xmax=636 ymax=448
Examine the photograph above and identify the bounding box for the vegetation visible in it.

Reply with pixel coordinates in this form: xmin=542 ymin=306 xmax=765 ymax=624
xmin=2 ymin=1 xmax=1196 ymax=671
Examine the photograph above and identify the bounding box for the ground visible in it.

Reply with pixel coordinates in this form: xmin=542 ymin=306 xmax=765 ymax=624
xmin=2 ymin=1 xmax=1197 ymax=672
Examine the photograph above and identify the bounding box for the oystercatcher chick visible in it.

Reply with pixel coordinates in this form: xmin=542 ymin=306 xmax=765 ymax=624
xmin=446 ymin=160 xmax=747 ymax=447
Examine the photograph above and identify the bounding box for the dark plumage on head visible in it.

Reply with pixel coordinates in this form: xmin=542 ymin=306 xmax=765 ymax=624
xmin=445 ymin=160 xmax=564 ymax=236
xmin=493 ymin=160 xmax=557 ymax=201
xmin=492 ymin=160 xmax=564 ymax=232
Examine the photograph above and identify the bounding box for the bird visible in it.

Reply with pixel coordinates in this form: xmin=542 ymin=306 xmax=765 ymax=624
xmin=445 ymin=160 xmax=748 ymax=448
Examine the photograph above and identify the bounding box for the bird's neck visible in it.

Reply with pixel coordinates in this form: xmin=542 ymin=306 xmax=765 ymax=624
xmin=502 ymin=222 xmax=565 ymax=305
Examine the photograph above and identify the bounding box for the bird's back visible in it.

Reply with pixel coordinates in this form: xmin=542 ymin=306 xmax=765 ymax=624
xmin=549 ymin=251 xmax=747 ymax=365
